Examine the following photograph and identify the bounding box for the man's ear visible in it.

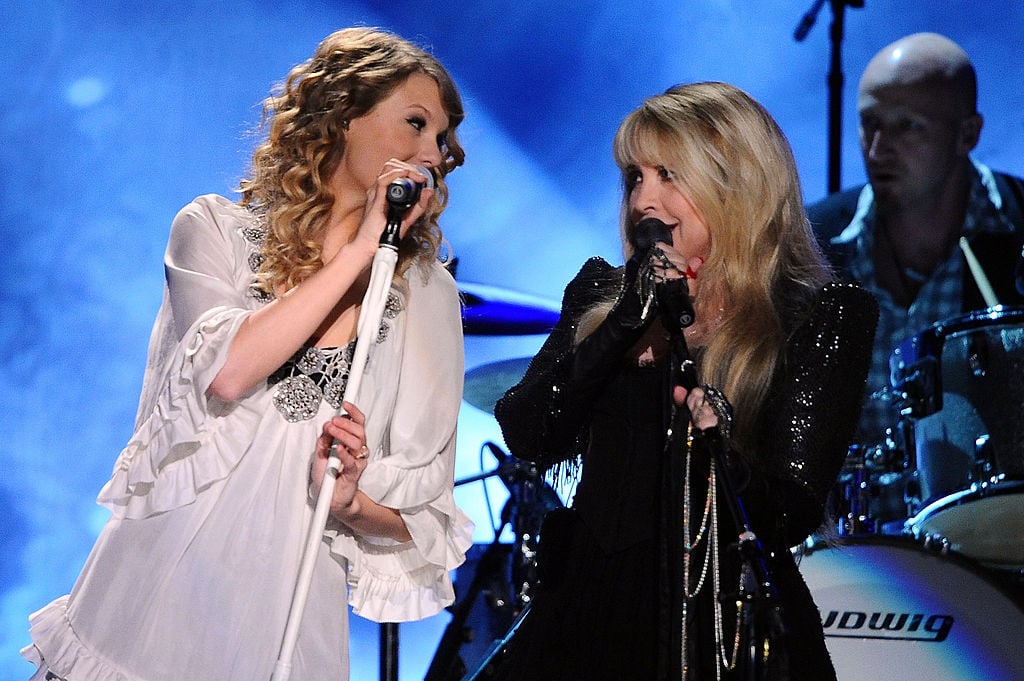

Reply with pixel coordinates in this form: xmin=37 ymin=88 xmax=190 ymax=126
xmin=959 ymin=113 xmax=983 ymax=153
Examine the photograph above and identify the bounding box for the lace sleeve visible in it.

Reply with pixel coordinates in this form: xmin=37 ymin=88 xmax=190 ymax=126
xmin=495 ymin=257 xmax=621 ymax=470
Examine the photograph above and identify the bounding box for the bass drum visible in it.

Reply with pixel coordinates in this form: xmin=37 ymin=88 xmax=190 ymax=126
xmin=798 ymin=537 xmax=1024 ymax=680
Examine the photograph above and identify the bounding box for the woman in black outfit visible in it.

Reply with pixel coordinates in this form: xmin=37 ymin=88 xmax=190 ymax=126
xmin=489 ymin=82 xmax=878 ymax=680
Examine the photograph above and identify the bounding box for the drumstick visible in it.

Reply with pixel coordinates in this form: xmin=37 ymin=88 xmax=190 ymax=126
xmin=959 ymin=236 xmax=1000 ymax=308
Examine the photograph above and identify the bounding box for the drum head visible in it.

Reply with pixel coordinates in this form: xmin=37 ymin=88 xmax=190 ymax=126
xmin=906 ymin=480 xmax=1024 ymax=567
xmin=798 ymin=537 xmax=1024 ymax=680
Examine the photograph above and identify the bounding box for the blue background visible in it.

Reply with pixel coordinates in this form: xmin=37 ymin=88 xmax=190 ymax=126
xmin=3 ymin=2 xmax=1023 ymax=680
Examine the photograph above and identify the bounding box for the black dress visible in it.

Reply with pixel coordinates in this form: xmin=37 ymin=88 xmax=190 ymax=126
xmin=488 ymin=257 xmax=878 ymax=681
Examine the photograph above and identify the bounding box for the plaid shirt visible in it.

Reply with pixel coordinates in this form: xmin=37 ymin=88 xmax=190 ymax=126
xmin=831 ymin=160 xmax=1018 ymax=445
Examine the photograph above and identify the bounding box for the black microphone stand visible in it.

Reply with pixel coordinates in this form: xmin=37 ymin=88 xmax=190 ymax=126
xmin=425 ymin=444 xmax=561 ymax=681
xmin=378 ymin=207 xmax=405 ymax=681
xmin=378 ymin=170 xmax=435 ymax=681
xmin=663 ymin=296 xmax=785 ymax=681
xmin=793 ymin=0 xmax=865 ymax=195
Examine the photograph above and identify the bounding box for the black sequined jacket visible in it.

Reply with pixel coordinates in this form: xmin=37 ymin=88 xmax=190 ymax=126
xmin=494 ymin=257 xmax=878 ymax=679
xmin=498 ymin=256 xmax=876 ymax=543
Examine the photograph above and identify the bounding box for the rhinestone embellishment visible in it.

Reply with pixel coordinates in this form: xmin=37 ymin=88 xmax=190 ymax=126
xmin=242 ymin=211 xmax=273 ymax=303
xmin=269 ymin=342 xmax=356 ymax=421
xmin=272 ymin=375 xmax=322 ymax=422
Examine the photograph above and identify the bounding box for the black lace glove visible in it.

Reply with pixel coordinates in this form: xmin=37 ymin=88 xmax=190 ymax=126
xmin=568 ymin=246 xmax=659 ymax=387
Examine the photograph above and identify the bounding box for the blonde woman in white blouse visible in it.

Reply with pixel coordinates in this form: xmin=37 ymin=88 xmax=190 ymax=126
xmin=22 ymin=27 xmax=472 ymax=681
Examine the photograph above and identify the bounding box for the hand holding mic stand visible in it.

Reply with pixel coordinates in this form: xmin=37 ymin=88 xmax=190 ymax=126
xmin=653 ymin=229 xmax=786 ymax=680
xmin=271 ymin=167 xmax=433 ymax=681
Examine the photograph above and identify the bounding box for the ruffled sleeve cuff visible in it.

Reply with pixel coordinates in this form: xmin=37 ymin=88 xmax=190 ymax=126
xmin=23 ymin=596 xmax=128 ymax=681
xmin=326 ymin=500 xmax=474 ymax=622
xmin=97 ymin=307 xmax=253 ymax=519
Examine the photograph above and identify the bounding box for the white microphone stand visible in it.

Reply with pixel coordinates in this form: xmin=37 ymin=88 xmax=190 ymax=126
xmin=271 ymin=171 xmax=429 ymax=681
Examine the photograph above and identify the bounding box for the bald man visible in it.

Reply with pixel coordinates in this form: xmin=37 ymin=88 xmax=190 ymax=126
xmin=807 ymin=33 xmax=1024 ymax=466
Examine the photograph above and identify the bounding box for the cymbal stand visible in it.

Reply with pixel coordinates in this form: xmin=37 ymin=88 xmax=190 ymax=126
xmin=793 ymin=0 xmax=865 ymax=194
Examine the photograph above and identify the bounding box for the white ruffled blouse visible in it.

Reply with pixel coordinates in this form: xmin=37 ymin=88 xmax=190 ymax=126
xmin=22 ymin=194 xmax=473 ymax=681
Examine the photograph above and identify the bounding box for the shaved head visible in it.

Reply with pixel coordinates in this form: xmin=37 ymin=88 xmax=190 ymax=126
xmin=855 ymin=33 xmax=983 ymax=214
xmin=860 ymin=32 xmax=977 ymax=118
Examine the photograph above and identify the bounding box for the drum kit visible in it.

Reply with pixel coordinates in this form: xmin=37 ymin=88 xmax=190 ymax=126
xmin=814 ymin=306 xmax=1024 ymax=680
xmin=449 ymin=287 xmax=1024 ymax=680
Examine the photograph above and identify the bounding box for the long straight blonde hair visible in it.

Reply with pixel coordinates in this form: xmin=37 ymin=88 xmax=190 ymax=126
xmin=607 ymin=82 xmax=832 ymax=453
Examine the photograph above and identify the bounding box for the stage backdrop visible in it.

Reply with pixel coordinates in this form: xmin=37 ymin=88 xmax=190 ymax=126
xmin=2 ymin=2 xmax=1022 ymax=680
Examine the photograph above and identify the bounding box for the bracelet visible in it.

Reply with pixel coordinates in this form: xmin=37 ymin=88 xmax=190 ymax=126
xmin=700 ymin=383 xmax=733 ymax=440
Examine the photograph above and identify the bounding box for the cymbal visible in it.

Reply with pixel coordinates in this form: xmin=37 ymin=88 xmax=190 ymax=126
xmin=459 ymin=281 xmax=560 ymax=335
xmin=463 ymin=357 xmax=533 ymax=414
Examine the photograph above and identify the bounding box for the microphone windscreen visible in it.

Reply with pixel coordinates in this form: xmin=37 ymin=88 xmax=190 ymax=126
xmin=633 ymin=217 xmax=673 ymax=252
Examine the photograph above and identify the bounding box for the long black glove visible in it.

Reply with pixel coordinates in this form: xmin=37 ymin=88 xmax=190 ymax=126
xmin=568 ymin=246 xmax=660 ymax=391
xmin=495 ymin=250 xmax=660 ymax=469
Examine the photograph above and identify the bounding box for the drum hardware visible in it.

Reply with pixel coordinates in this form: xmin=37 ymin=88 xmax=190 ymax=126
xmin=836 ymin=445 xmax=873 ymax=536
xmin=887 ymin=307 xmax=1024 ymax=570
xmin=835 ymin=438 xmax=916 ymax=536
xmin=971 ymin=433 xmax=996 ymax=484
xmin=426 ymin=442 xmax=562 ymax=681
xmin=904 ymin=475 xmax=1024 ymax=569
xmin=966 ymin=331 xmax=989 ymax=377
xmin=890 ymin=357 xmax=940 ymax=419
xmin=917 ymin=532 xmax=953 ymax=555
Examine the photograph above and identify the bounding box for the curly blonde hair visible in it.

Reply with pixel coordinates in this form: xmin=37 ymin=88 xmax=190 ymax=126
xmin=610 ymin=82 xmax=832 ymax=453
xmin=239 ymin=27 xmax=466 ymax=295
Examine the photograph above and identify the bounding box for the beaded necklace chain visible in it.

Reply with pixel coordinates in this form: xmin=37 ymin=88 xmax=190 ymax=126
xmin=679 ymin=419 xmax=743 ymax=680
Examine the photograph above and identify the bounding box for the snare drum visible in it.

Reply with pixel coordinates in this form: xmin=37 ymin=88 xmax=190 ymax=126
xmin=890 ymin=306 xmax=1024 ymax=504
xmin=798 ymin=537 xmax=1024 ymax=680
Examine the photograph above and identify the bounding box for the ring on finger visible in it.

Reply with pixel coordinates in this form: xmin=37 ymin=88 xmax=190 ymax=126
xmin=353 ymin=444 xmax=370 ymax=460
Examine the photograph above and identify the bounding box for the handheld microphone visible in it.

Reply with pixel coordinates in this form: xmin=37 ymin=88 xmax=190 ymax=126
xmin=633 ymin=218 xmax=698 ymax=388
xmin=632 ymin=217 xmax=696 ymax=330
xmin=633 ymin=217 xmax=673 ymax=252
xmin=386 ymin=165 xmax=434 ymax=211
xmin=381 ymin=165 xmax=434 ymax=247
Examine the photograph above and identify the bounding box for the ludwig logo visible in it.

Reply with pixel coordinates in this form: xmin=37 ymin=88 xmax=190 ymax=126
xmin=821 ymin=611 xmax=954 ymax=642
